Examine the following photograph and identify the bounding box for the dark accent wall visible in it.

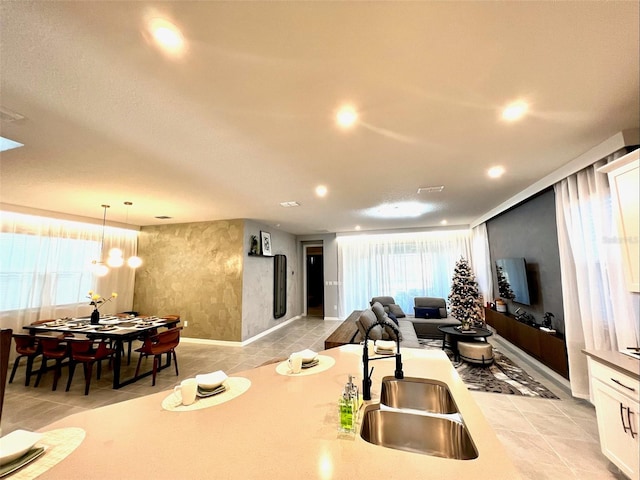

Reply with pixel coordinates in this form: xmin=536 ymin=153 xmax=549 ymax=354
xmin=486 ymin=188 xmax=565 ymax=334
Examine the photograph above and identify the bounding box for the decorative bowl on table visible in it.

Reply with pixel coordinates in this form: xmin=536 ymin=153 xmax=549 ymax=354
xmin=0 ymin=430 xmax=42 ymax=465
xmin=196 ymin=370 xmax=228 ymax=389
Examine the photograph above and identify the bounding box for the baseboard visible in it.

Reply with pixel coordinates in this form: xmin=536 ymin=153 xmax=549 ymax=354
xmin=182 ymin=315 xmax=303 ymax=347
xmin=491 ymin=334 xmax=572 ymax=395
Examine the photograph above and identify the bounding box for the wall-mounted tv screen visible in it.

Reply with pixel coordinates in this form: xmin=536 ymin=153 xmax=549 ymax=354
xmin=495 ymin=257 xmax=531 ymax=305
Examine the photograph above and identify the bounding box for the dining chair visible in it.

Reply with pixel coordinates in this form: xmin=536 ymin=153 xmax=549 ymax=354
xmin=65 ymin=339 xmax=114 ymax=395
xmin=1 ymin=329 xmax=12 ymax=420
xmin=9 ymin=333 xmax=42 ymax=387
xmin=134 ymin=327 xmax=182 ymax=386
xmin=34 ymin=337 xmax=69 ymax=391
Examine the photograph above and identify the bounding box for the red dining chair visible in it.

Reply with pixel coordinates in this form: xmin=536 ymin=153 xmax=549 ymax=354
xmin=9 ymin=333 xmax=42 ymax=386
xmin=65 ymin=339 xmax=114 ymax=395
xmin=34 ymin=337 xmax=69 ymax=391
xmin=134 ymin=327 xmax=182 ymax=386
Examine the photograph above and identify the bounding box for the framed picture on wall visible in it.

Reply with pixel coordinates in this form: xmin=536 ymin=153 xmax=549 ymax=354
xmin=260 ymin=231 xmax=272 ymax=256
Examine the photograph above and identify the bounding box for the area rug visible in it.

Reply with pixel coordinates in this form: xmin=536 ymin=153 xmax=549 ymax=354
xmin=419 ymin=339 xmax=559 ymax=399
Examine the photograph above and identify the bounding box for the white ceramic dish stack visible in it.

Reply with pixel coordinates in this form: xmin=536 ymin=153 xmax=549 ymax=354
xmin=0 ymin=430 xmax=42 ymax=465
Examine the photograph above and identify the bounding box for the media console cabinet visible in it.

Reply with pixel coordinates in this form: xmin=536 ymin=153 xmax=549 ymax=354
xmin=485 ymin=307 xmax=569 ymax=379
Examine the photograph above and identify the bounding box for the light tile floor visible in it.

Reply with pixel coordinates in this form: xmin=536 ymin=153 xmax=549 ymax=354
xmin=1 ymin=317 xmax=628 ymax=479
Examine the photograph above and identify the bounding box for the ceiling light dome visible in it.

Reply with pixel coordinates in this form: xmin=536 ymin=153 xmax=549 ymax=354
xmin=363 ymin=201 xmax=433 ymax=219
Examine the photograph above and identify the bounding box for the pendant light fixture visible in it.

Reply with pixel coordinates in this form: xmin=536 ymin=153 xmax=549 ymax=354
xmin=91 ymin=204 xmax=111 ymax=277
xmin=91 ymin=203 xmax=142 ymax=276
xmin=124 ymin=201 xmax=143 ymax=268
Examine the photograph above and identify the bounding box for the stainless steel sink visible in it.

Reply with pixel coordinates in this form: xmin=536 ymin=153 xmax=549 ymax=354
xmin=380 ymin=376 xmax=458 ymax=414
xmin=359 ymin=405 xmax=478 ymax=459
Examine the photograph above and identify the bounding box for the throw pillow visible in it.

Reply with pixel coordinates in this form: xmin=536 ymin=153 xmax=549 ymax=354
xmin=387 ymin=312 xmax=399 ymax=325
xmin=414 ymin=306 xmax=441 ymax=319
xmin=388 ymin=304 xmax=406 ymax=318
xmin=383 ymin=319 xmax=403 ymax=342
xmin=371 ymin=302 xmax=387 ymax=323
xmin=358 ymin=309 xmax=383 ymax=340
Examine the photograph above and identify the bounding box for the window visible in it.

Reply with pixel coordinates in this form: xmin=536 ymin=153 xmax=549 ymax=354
xmin=0 ymin=232 xmax=98 ymax=311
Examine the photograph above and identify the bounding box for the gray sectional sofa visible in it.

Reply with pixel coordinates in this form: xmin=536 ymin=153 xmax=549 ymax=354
xmin=323 ymin=296 xmax=462 ymax=351
xmin=370 ymin=296 xmax=461 ymax=339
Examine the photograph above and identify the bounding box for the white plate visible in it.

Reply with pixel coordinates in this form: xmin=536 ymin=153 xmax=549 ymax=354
xmin=294 ymin=349 xmax=318 ymax=363
xmin=99 ymin=319 xmax=120 ymax=325
xmin=196 ymin=370 xmax=227 ymax=389
xmin=0 ymin=430 xmax=42 ymax=465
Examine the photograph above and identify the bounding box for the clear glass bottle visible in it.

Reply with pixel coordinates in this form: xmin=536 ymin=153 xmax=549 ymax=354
xmin=339 ymin=389 xmax=353 ymax=432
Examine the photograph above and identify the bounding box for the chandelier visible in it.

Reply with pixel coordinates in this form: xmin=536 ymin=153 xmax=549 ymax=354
xmin=91 ymin=203 xmax=143 ymax=276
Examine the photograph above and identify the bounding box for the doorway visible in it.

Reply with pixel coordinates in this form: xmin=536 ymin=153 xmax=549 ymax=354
xmin=305 ymin=246 xmax=324 ymax=317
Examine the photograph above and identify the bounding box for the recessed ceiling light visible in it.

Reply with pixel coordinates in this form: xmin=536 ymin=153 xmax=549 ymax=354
xmin=0 ymin=136 xmax=24 ymax=152
xmin=148 ymin=18 xmax=185 ymax=55
xmin=440 ymin=220 xmax=448 ymax=225
xmin=280 ymin=201 xmax=300 ymax=207
xmin=488 ymin=166 xmax=505 ymax=178
xmin=315 ymin=185 xmax=328 ymax=197
xmin=355 ymin=225 xmax=361 ymax=231
xmin=336 ymin=105 xmax=358 ymax=128
xmin=501 ymin=100 xmax=528 ymax=122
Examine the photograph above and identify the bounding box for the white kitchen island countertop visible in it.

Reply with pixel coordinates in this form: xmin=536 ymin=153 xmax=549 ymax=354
xmin=36 ymin=347 xmax=521 ymax=479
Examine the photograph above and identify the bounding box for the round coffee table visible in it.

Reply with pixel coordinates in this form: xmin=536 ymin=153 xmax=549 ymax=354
xmin=437 ymin=325 xmax=493 ymax=362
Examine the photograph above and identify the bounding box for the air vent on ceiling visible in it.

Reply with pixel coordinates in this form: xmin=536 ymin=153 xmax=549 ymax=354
xmin=0 ymin=106 xmax=25 ymax=122
xmin=280 ymin=201 xmax=301 ymax=207
xmin=417 ymin=185 xmax=445 ymax=194
xmin=155 ymin=216 xmax=172 ymax=220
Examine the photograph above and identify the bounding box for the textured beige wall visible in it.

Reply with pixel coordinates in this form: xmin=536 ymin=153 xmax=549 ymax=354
xmin=134 ymin=219 xmax=244 ymax=341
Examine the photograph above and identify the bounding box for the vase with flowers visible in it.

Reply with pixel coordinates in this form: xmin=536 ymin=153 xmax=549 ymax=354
xmin=88 ymin=291 xmax=118 ymax=324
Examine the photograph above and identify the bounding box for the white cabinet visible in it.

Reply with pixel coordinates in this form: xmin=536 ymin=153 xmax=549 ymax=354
xmin=599 ymin=149 xmax=640 ymax=292
xmin=588 ymin=357 xmax=639 ymax=479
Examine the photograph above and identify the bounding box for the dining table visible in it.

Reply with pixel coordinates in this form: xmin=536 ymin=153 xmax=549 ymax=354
xmin=23 ymin=315 xmax=181 ymax=389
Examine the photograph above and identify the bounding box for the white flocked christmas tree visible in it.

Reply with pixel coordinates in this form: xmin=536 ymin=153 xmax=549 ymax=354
xmin=448 ymin=257 xmax=482 ymax=329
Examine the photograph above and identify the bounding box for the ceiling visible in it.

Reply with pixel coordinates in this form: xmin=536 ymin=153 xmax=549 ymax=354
xmin=1 ymin=1 xmax=638 ymax=235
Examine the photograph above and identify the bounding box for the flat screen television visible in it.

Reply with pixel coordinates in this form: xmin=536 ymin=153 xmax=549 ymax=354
xmin=495 ymin=257 xmax=531 ymax=305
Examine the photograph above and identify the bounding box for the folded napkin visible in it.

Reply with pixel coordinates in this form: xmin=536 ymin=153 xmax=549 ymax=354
xmin=375 ymin=340 xmax=396 ymax=351
xmin=294 ymin=349 xmax=318 ymax=363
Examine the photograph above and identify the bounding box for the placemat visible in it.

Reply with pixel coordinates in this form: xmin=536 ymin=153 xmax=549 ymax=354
xmin=275 ymin=355 xmax=336 ymax=376
xmin=162 ymin=377 xmax=251 ymax=412
xmin=10 ymin=427 xmax=86 ymax=480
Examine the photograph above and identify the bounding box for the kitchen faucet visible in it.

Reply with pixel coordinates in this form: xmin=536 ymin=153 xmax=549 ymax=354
xmin=362 ymin=320 xmax=403 ymax=401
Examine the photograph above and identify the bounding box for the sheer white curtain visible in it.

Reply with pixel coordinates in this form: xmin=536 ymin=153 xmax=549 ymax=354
xmin=471 ymin=223 xmax=493 ymax=304
xmin=555 ymin=151 xmax=638 ymax=399
xmin=0 ymin=211 xmax=137 ymax=332
xmin=337 ymin=230 xmax=471 ymax=317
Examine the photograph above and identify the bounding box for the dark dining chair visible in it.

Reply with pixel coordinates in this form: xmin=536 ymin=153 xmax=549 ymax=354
xmin=65 ymin=339 xmax=114 ymax=395
xmin=134 ymin=327 xmax=182 ymax=386
xmin=1 ymin=329 xmax=12 ymax=420
xmin=34 ymin=337 xmax=69 ymax=391
xmin=9 ymin=333 xmax=42 ymax=386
